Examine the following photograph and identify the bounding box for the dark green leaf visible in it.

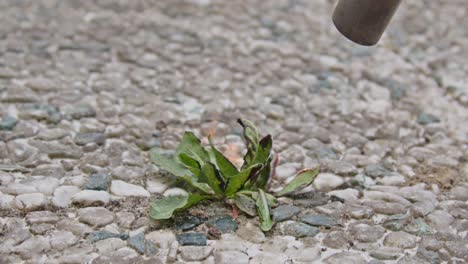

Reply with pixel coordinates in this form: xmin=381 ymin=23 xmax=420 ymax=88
xmin=234 ymin=193 xmax=257 ymax=216
xmin=175 ymin=132 xmax=210 ymax=165
xmin=183 ymin=193 xmax=208 ymax=209
xmin=275 ymin=168 xmax=320 ymax=196
xmin=210 ymin=145 xmax=239 ymax=179
xmin=250 ymin=190 xmax=279 ymax=207
xmin=149 ymin=195 xmax=189 ymax=220
xmin=180 ymin=175 xmax=214 ymax=194
xmin=254 ymin=135 xmax=272 ymax=164
xmin=238 ymin=119 xmax=260 ymax=168
xmin=254 ymin=158 xmax=272 ymax=189
xmin=256 ymin=189 xmax=274 ymax=231
xmin=179 ymin=153 xmax=201 ymax=177
xmin=149 ymin=148 xmax=191 ymax=177
xmin=201 ymin=163 xmax=225 ymax=196
xmin=225 ymin=164 xmax=262 ymax=196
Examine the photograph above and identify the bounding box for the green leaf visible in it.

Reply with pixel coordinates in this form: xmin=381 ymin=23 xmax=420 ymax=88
xmin=149 ymin=148 xmax=191 ymax=177
xmin=201 ymin=163 xmax=225 ymax=196
xmin=256 ymin=189 xmax=274 ymax=231
xmin=210 ymin=145 xmax=239 ymax=179
xmin=238 ymin=119 xmax=260 ymax=168
xmin=254 ymin=135 xmax=272 ymax=164
xmin=254 ymin=158 xmax=272 ymax=189
xmin=179 ymin=153 xmax=201 ymax=177
xmin=180 ymin=175 xmax=214 ymax=194
xmin=234 ymin=193 xmax=257 ymax=216
xmin=149 ymin=195 xmax=189 ymax=220
xmin=175 ymin=132 xmax=210 ymax=165
xmin=250 ymin=190 xmax=279 ymax=207
xmin=275 ymin=168 xmax=320 ymax=196
xmin=183 ymin=193 xmax=208 ymax=209
xmin=149 ymin=194 xmax=208 ymax=220
xmin=225 ymin=164 xmax=262 ymax=196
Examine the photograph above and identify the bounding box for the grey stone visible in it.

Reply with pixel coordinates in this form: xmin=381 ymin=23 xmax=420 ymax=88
xmin=417 ymin=247 xmax=441 ymax=264
xmin=370 ymin=247 xmax=403 ymax=260
xmin=208 ymin=216 xmax=238 ymax=233
xmin=322 ymin=160 xmax=358 ymax=176
xmin=383 ymin=213 xmax=410 ymax=231
xmin=29 ymin=140 xmax=83 ymax=159
xmin=445 ymin=241 xmax=468 ymax=260
xmin=179 ymin=246 xmax=213 ymax=261
xmin=110 ymin=180 xmax=150 ymax=197
xmin=15 ymin=193 xmax=46 ymax=211
xmin=78 ymin=207 xmax=114 ymax=227
xmin=47 ymin=230 xmax=78 ymax=250
xmin=128 ymin=234 xmax=146 ymax=254
xmin=66 ymin=104 xmax=96 ymax=119
xmin=52 ymin=185 xmax=81 ymax=208
xmin=383 ymin=231 xmax=418 ymax=249
xmin=427 ymin=210 xmax=455 ymax=231
xmin=417 ymin=113 xmax=440 ymax=125
xmin=87 ymin=230 xmax=129 ymax=243
xmin=237 ymin=222 xmax=266 ymax=243
xmin=75 ymin=132 xmax=106 ymax=145
xmin=57 ymin=219 xmax=93 ymax=237
xmin=13 ymin=236 xmax=51 ymax=259
xmin=365 ymin=163 xmax=393 ymax=178
xmin=30 ymin=223 xmax=53 ymax=235
xmin=26 ymin=211 xmax=59 ymax=225
xmin=174 ymin=214 xmax=203 ymax=231
xmin=322 ymin=230 xmax=349 ymax=249
xmin=0 ymin=116 xmax=18 ymax=130
xmin=272 ymin=205 xmax=301 ymax=222
xmin=291 ymin=246 xmax=321 ymax=262
xmin=324 ymin=252 xmax=367 ymax=264
xmin=404 ymin=218 xmax=433 ymax=236
xmin=281 ymin=221 xmax=319 ymax=238
xmin=85 ymin=173 xmax=111 ymax=191
xmin=215 ymin=250 xmax=249 ymax=264
xmin=300 ymin=214 xmax=338 ymax=227
xmin=349 ymin=223 xmax=386 ymax=243
xmin=71 ymin=190 xmax=110 ymax=206
xmin=176 ymin=233 xmax=207 ymax=246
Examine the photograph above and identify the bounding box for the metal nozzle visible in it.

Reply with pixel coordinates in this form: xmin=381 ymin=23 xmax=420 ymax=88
xmin=333 ymin=0 xmax=402 ymax=46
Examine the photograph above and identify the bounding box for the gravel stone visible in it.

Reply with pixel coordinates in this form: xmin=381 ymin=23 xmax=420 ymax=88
xmin=272 ymin=205 xmax=301 ymax=222
xmin=383 ymin=231 xmax=418 ymax=249
xmin=71 ymin=190 xmax=110 ymax=206
xmin=300 ymin=214 xmax=338 ymax=227
xmin=52 ymin=185 xmax=81 ymax=208
xmin=75 ymin=132 xmax=106 ymax=145
xmin=0 ymin=116 xmax=18 ymax=130
xmin=111 ymin=180 xmax=150 ymax=197
xmin=370 ymin=247 xmax=403 ymax=260
xmin=180 ymin=246 xmax=213 ymax=261
xmin=85 ymin=173 xmax=111 ymax=191
xmin=324 ymin=252 xmax=367 ymax=264
xmin=427 ymin=210 xmax=455 ymax=231
xmin=349 ymin=223 xmax=386 ymax=243
xmin=237 ymin=222 xmax=266 ymax=243
xmin=176 ymin=233 xmax=207 ymax=246
xmin=208 ymin=215 xmax=238 ymax=233
xmin=215 ymin=250 xmax=249 ymax=264
xmin=87 ymin=230 xmax=129 ymax=242
xmin=323 ymin=230 xmax=349 ymax=249
xmin=26 ymin=211 xmax=59 ymax=225
xmin=313 ymin=173 xmax=345 ymax=191
xmin=48 ymin=230 xmax=78 ymax=250
xmin=15 ymin=193 xmax=46 ymax=211
xmin=280 ymin=221 xmax=319 ymax=238
xmin=78 ymin=207 xmax=114 ymax=227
